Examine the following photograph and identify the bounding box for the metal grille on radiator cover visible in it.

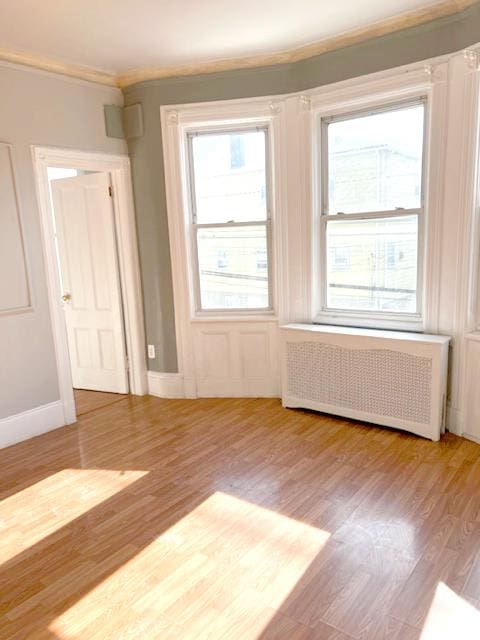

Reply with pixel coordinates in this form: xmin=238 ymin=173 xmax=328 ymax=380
xmin=286 ymin=342 xmax=432 ymax=424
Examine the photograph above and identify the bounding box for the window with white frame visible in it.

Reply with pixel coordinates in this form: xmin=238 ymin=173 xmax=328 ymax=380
xmin=187 ymin=127 xmax=272 ymax=312
xmin=320 ymin=100 xmax=425 ymax=318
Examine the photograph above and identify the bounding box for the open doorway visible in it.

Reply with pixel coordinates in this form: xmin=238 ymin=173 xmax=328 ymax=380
xmin=48 ymin=167 xmax=129 ymax=417
xmin=34 ymin=148 xmax=147 ymax=426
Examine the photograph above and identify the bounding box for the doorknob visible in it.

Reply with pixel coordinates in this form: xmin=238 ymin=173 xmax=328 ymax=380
xmin=62 ymin=293 xmax=72 ymax=302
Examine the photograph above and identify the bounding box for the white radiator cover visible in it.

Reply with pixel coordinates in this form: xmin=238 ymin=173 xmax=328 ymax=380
xmin=280 ymin=324 xmax=450 ymax=441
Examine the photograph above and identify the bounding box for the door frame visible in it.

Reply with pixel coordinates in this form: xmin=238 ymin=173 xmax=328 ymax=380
xmin=32 ymin=146 xmax=147 ymax=424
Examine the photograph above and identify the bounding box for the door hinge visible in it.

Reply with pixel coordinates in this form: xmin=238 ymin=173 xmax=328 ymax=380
xmin=108 ymin=186 xmax=113 ymax=197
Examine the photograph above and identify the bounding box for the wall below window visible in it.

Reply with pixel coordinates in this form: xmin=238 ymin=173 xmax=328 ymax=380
xmin=0 ymin=62 xmax=126 ymax=421
xmin=124 ymin=2 xmax=480 ymax=374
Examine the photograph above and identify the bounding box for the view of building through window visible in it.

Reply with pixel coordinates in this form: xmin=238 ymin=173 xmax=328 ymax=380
xmin=189 ymin=105 xmax=424 ymax=316
xmin=190 ymin=129 xmax=270 ymax=310
xmin=326 ymin=215 xmax=418 ymax=312
xmin=324 ymin=102 xmax=424 ymax=314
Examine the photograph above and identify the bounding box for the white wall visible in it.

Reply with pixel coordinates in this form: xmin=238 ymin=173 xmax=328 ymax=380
xmin=0 ymin=62 xmax=126 ymax=422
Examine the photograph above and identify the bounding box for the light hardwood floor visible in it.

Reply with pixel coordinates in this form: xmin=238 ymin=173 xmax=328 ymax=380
xmin=1 ymin=395 xmax=480 ymax=639
xmin=74 ymin=389 xmax=128 ymax=416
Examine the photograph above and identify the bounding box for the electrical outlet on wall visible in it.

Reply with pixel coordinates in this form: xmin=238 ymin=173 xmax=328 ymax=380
xmin=147 ymin=344 xmax=156 ymax=359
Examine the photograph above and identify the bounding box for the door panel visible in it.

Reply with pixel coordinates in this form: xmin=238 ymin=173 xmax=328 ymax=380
xmin=52 ymin=173 xmax=128 ymax=394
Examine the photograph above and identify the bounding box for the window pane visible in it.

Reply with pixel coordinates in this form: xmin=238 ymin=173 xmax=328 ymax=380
xmin=191 ymin=130 xmax=267 ymax=223
xmin=327 ymin=104 xmax=424 ymax=214
xmin=326 ymin=215 xmax=418 ymax=313
xmin=197 ymin=225 xmax=269 ymax=310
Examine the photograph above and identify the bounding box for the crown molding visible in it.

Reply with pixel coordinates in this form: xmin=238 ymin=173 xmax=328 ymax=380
xmin=0 ymin=0 xmax=477 ymax=89
xmin=0 ymin=47 xmax=117 ymax=87
xmin=117 ymin=0 xmax=479 ymax=87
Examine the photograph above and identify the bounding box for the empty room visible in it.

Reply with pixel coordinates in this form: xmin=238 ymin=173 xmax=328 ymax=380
xmin=2 ymin=1 xmax=480 ymax=638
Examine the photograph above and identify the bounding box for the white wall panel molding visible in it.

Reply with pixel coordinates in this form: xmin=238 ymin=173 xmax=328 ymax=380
xmin=0 ymin=142 xmax=32 ymax=316
xmin=279 ymin=96 xmax=312 ymax=324
xmin=462 ymin=333 xmax=480 ymax=441
xmin=161 ymin=107 xmax=198 ymax=398
xmin=422 ymin=61 xmax=449 ymax=334
xmin=0 ymin=401 xmax=65 ymax=449
xmin=463 ymin=47 xmax=480 ymax=70
xmin=446 ymin=406 xmax=463 ymax=437
xmin=462 ymin=74 xmax=480 ymax=445
xmin=193 ymin=322 xmax=279 ymax=397
xmin=439 ymin=53 xmax=480 ymax=435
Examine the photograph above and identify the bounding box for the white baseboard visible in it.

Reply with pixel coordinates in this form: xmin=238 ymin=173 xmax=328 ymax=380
xmin=147 ymin=371 xmax=185 ymax=398
xmin=0 ymin=401 xmax=66 ymax=449
xmin=463 ymin=432 xmax=480 ymax=445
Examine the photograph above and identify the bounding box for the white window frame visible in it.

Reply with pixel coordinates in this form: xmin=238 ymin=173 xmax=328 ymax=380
xmin=309 ymin=73 xmax=442 ymax=332
xmin=318 ymin=98 xmax=427 ymax=325
xmin=186 ymin=125 xmax=274 ymax=314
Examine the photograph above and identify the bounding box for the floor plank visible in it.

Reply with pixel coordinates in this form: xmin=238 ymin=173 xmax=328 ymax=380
xmin=1 ymin=396 xmax=480 ymax=638
xmin=74 ymin=389 xmax=128 ymax=416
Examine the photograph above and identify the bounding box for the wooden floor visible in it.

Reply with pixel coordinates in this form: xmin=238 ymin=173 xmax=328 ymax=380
xmin=74 ymin=389 xmax=128 ymax=416
xmin=1 ymin=395 xmax=480 ymax=639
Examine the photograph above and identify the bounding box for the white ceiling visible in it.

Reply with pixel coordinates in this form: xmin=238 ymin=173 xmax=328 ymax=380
xmin=0 ymin=0 xmax=461 ymax=76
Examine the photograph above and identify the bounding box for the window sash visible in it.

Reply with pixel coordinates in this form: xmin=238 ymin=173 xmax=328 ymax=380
xmin=187 ymin=126 xmax=271 ymax=225
xmin=321 ymin=98 xmax=427 ymax=217
xmin=192 ymin=220 xmax=273 ymax=313
xmin=319 ymin=210 xmax=423 ymax=317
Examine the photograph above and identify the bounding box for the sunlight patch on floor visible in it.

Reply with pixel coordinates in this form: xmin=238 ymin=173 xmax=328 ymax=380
xmin=0 ymin=469 xmax=149 ymax=564
xmin=49 ymin=491 xmax=331 ymax=639
xmin=421 ymin=582 xmax=480 ymax=639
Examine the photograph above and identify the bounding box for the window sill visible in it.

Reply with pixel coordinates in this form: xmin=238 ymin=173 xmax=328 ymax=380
xmin=313 ymin=311 xmax=424 ymax=333
xmin=190 ymin=311 xmax=277 ymax=324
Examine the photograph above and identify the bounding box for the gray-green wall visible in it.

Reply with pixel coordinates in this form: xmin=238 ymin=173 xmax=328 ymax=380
xmin=0 ymin=64 xmax=126 ymax=421
xmin=124 ymin=2 xmax=480 ymax=373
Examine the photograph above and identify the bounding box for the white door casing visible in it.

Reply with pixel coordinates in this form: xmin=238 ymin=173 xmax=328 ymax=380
xmin=33 ymin=146 xmax=147 ymax=425
xmin=51 ymin=172 xmax=129 ymax=393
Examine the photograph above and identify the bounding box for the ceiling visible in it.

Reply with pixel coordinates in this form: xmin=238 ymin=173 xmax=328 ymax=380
xmin=0 ymin=0 xmax=474 ymax=86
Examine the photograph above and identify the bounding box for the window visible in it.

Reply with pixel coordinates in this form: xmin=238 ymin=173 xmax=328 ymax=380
xmin=320 ymin=101 xmax=425 ymax=317
xmin=216 ymin=249 xmax=228 ymax=269
xmin=256 ymin=248 xmax=268 ymax=271
xmin=188 ymin=128 xmax=272 ymax=311
xmin=332 ymin=246 xmax=351 ymax=271
xmin=230 ymin=135 xmax=245 ymax=169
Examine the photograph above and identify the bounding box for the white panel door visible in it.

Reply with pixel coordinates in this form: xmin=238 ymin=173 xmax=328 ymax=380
xmin=51 ymin=173 xmax=128 ymax=393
